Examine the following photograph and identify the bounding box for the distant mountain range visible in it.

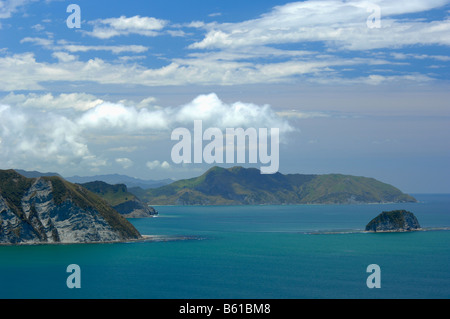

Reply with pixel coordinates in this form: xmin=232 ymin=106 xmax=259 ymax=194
xmin=14 ymin=169 xmax=173 ymax=189
xmin=65 ymin=174 xmax=174 ymax=189
xmin=14 ymin=169 xmax=62 ymax=179
xmin=130 ymin=166 xmax=417 ymax=205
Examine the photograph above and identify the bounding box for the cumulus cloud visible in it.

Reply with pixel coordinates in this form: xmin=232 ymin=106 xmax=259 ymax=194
xmin=146 ymin=160 xmax=171 ymax=170
xmin=116 ymin=158 xmax=133 ymax=169
xmin=77 ymin=93 xmax=294 ymax=134
xmin=0 ymin=93 xmax=292 ymax=172
xmin=174 ymin=93 xmax=294 ymax=132
xmin=0 ymin=104 xmax=91 ymax=168
xmin=87 ymin=15 xmax=168 ymax=39
xmin=77 ymin=102 xmax=168 ymax=131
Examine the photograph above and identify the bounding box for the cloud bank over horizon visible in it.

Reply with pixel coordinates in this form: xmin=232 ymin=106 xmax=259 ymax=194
xmin=0 ymin=93 xmax=294 ymax=174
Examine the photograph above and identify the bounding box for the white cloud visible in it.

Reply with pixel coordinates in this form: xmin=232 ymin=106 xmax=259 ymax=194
xmin=87 ymin=15 xmax=168 ymax=39
xmin=0 ymin=0 xmax=28 ymax=19
xmin=146 ymin=160 xmax=161 ymax=170
xmin=2 ymin=43 xmax=438 ymax=91
xmin=76 ymin=93 xmax=294 ymax=139
xmin=309 ymin=73 xmax=434 ymax=86
xmin=21 ymin=37 xmax=53 ymax=47
xmin=116 ymin=157 xmax=133 ymax=169
xmin=0 ymin=93 xmax=294 ymax=172
xmin=77 ymin=102 xmax=168 ymax=131
xmin=3 ymin=1 xmax=449 ymax=90
xmin=0 ymin=103 xmax=91 ymax=168
xmin=173 ymin=93 xmax=293 ymax=133
xmin=391 ymin=52 xmax=450 ymax=62
xmin=117 ymin=97 xmax=158 ymax=109
xmin=161 ymin=161 xmax=171 ymax=169
xmin=61 ymin=44 xmax=148 ymax=54
xmin=277 ymin=110 xmax=331 ymax=119
xmin=189 ymin=0 xmax=450 ymax=51
xmin=52 ymin=51 xmax=77 ymax=63
xmin=31 ymin=23 xmax=44 ymax=31
xmin=146 ymin=160 xmax=171 ymax=170
xmin=0 ymin=92 xmax=104 ymax=111
xmin=21 ymin=37 xmax=149 ymax=54
xmin=117 ymin=55 xmax=147 ymax=62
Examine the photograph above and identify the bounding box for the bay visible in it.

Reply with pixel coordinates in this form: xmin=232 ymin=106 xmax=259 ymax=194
xmin=0 ymin=194 xmax=449 ymax=299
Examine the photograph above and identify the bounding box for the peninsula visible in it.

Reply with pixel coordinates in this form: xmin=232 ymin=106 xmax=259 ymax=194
xmin=130 ymin=166 xmax=417 ymax=206
xmin=0 ymin=169 xmax=141 ymax=245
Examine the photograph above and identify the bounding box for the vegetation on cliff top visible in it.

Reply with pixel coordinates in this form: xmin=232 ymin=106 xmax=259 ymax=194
xmin=130 ymin=166 xmax=417 ymax=206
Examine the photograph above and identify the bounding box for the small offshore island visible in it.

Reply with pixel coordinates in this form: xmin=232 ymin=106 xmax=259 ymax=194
xmin=365 ymin=210 xmax=421 ymax=233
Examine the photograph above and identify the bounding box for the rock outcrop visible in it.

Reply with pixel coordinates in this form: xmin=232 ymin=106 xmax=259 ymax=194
xmin=0 ymin=170 xmax=141 ymax=245
xmin=365 ymin=210 xmax=421 ymax=232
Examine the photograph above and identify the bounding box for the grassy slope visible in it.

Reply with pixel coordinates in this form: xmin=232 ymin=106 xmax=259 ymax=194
xmin=134 ymin=166 xmax=416 ymax=205
xmin=0 ymin=170 xmax=34 ymax=218
xmin=297 ymin=174 xmax=416 ymax=203
xmin=79 ymin=181 xmax=137 ymax=207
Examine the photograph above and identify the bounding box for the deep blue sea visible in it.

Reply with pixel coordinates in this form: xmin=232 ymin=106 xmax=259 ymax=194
xmin=0 ymin=194 xmax=449 ymax=299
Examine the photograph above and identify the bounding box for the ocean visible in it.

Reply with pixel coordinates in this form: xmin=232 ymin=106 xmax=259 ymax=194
xmin=0 ymin=194 xmax=449 ymax=299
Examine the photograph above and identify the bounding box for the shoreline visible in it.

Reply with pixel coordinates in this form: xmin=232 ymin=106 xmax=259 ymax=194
xmin=0 ymin=234 xmax=204 ymax=247
xmin=149 ymin=201 xmax=419 ymax=207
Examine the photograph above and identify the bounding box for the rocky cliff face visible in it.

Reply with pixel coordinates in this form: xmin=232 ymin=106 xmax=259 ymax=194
xmin=0 ymin=170 xmax=141 ymax=245
xmin=365 ymin=210 xmax=421 ymax=232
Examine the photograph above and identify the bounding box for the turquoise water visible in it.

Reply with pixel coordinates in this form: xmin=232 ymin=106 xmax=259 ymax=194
xmin=0 ymin=194 xmax=449 ymax=299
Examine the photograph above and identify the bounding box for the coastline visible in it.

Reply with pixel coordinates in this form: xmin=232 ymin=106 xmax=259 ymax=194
xmin=0 ymin=234 xmax=204 ymax=247
xmin=149 ymin=201 xmax=419 ymax=207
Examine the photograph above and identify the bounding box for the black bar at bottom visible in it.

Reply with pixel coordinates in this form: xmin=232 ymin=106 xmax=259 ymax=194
xmin=0 ymin=299 xmax=443 ymax=317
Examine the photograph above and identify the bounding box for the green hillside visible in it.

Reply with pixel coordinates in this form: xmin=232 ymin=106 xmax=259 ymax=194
xmin=80 ymin=181 xmax=158 ymax=217
xmin=131 ymin=166 xmax=417 ymax=205
xmin=80 ymin=181 xmax=136 ymax=207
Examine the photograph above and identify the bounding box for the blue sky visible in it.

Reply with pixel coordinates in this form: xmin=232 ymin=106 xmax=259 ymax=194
xmin=0 ymin=0 xmax=449 ymax=193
